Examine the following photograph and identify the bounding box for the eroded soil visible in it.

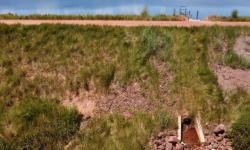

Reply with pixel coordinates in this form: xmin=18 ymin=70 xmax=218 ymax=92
xmin=212 ymin=64 xmax=250 ymax=92
xmin=234 ymin=35 xmax=250 ymax=60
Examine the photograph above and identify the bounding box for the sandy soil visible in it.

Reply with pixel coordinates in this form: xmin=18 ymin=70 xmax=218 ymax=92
xmin=1 ymin=20 xmax=250 ymax=27
xmin=213 ymin=64 xmax=250 ymax=92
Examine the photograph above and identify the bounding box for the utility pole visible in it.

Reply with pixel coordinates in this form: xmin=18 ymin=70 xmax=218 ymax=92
xmin=196 ymin=11 xmax=199 ymax=20
xmin=173 ymin=8 xmax=176 ymax=16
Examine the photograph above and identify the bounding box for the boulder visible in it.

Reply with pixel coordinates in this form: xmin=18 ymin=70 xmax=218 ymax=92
xmin=213 ymin=124 xmax=225 ymax=135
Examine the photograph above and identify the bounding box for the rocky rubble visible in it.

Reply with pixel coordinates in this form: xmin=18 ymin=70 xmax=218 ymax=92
xmin=150 ymin=124 xmax=233 ymax=150
xmin=201 ymin=124 xmax=232 ymax=150
xmin=149 ymin=130 xmax=183 ymax=150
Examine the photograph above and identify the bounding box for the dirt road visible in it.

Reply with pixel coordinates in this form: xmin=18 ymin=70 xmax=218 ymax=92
xmin=1 ymin=20 xmax=250 ymax=27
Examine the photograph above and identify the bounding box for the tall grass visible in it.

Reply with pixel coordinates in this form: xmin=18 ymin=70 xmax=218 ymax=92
xmin=222 ymin=49 xmax=250 ymax=69
xmin=0 ymin=99 xmax=80 ymax=149
xmin=73 ymin=111 xmax=175 ymax=150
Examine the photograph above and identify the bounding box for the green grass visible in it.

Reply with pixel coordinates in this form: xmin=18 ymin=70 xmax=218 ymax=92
xmin=222 ymin=49 xmax=250 ymax=69
xmin=0 ymin=25 xmax=250 ymax=149
xmin=0 ymin=13 xmax=186 ymax=21
xmin=0 ymin=99 xmax=80 ymax=149
xmin=224 ymin=88 xmax=250 ymax=122
xmin=229 ymin=113 xmax=250 ymax=150
xmin=0 ymin=25 xmax=248 ymax=120
xmin=225 ymin=88 xmax=250 ymax=150
xmin=71 ymin=111 xmax=175 ymax=150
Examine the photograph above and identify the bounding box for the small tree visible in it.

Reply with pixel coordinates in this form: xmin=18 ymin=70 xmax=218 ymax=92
xmin=231 ymin=9 xmax=239 ymax=19
xmin=141 ymin=6 xmax=149 ymax=17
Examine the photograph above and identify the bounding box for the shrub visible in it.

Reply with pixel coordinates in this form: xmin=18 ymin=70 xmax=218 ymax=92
xmin=229 ymin=113 xmax=250 ymax=150
xmin=231 ymin=10 xmax=239 ymax=19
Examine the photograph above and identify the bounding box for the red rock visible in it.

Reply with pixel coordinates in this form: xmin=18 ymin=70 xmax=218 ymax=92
xmin=218 ymin=146 xmax=226 ymax=150
xmin=212 ymin=143 xmax=219 ymax=149
xmin=176 ymin=144 xmax=184 ymax=150
xmin=154 ymin=140 xmax=162 ymax=146
xmin=168 ymin=136 xmax=178 ymax=144
xmin=216 ymin=136 xmax=223 ymax=142
xmin=158 ymin=131 xmax=167 ymax=138
xmin=213 ymin=124 xmax=225 ymax=135
xmin=158 ymin=145 xmax=165 ymax=150
xmin=205 ymin=145 xmax=212 ymax=150
xmin=165 ymin=143 xmax=173 ymax=150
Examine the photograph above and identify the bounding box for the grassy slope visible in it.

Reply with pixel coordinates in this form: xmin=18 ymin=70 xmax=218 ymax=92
xmin=0 ymin=13 xmax=186 ymax=21
xmin=0 ymin=25 xmax=250 ymax=149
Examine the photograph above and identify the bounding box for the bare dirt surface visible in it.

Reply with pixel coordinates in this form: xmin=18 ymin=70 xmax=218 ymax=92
xmin=212 ymin=64 xmax=250 ymax=92
xmin=61 ymin=82 xmax=154 ymax=117
xmin=2 ymin=20 xmax=250 ymax=27
xmin=234 ymin=36 xmax=250 ymax=60
xmin=61 ymin=91 xmax=97 ymax=117
xmin=61 ymin=58 xmax=173 ymax=117
xmin=96 ymin=83 xmax=154 ymax=114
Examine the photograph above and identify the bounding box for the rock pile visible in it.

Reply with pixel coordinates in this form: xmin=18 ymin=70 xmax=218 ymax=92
xmin=150 ymin=130 xmax=184 ymax=150
xmin=201 ymin=124 xmax=232 ymax=150
xmin=150 ymin=124 xmax=233 ymax=150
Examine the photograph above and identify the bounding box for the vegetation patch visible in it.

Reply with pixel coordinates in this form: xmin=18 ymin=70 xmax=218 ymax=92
xmin=0 ymin=99 xmax=80 ymax=149
xmin=73 ymin=111 xmax=175 ymax=150
xmin=229 ymin=113 xmax=250 ymax=150
xmin=222 ymin=49 xmax=250 ymax=69
xmin=0 ymin=13 xmax=186 ymax=21
xmin=208 ymin=15 xmax=250 ymax=22
xmin=0 ymin=25 xmax=250 ymax=149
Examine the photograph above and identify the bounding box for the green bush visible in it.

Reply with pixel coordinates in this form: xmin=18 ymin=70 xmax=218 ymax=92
xmin=0 ymin=99 xmax=80 ymax=149
xmin=231 ymin=10 xmax=239 ymax=19
xmin=229 ymin=113 xmax=250 ymax=150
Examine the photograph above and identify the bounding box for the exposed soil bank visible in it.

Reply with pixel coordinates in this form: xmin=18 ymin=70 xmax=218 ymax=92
xmin=213 ymin=64 xmax=250 ymax=92
xmin=234 ymin=36 xmax=250 ymax=60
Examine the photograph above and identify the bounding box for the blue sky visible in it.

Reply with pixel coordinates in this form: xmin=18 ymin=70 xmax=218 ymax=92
xmin=1 ymin=0 xmax=250 ymax=19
